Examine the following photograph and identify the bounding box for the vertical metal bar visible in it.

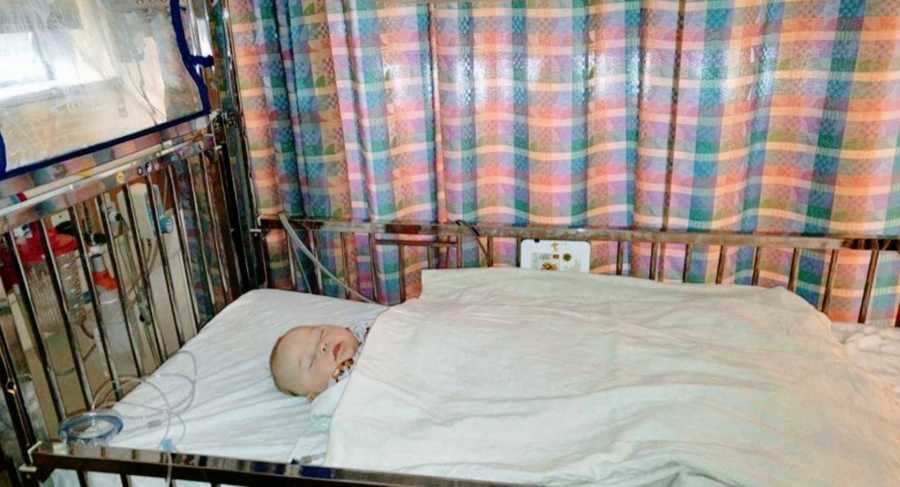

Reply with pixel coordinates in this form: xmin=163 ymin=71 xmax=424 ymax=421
xmin=122 ymin=186 xmax=168 ymax=363
xmin=4 ymin=233 xmax=64 ymax=421
xmin=456 ymin=236 xmax=463 ymax=268
xmin=397 ymin=245 xmax=407 ymax=303
xmin=649 ymin=242 xmax=658 ymax=280
xmin=261 ymin=234 xmax=273 ymax=289
xmin=120 ymin=474 xmax=131 ymax=487
xmin=286 ymin=234 xmax=297 ymax=291
xmin=96 ymin=197 xmax=144 ymax=377
xmin=615 ymin=241 xmax=624 ymax=276
xmin=427 ymin=245 xmax=436 ymax=269
xmin=181 ymin=160 xmax=219 ymax=313
xmin=715 ymin=245 xmax=727 ymax=285
xmin=76 ymin=470 xmax=88 ymax=487
xmin=198 ymin=152 xmax=234 ymax=303
xmin=307 ymin=229 xmax=324 ymax=294
xmin=165 ymin=166 xmax=202 ymax=334
xmin=340 ymin=233 xmax=355 ymax=300
xmin=821 ymin=249 xmax=839 ymax=314
xmin=656 ymin=243 xmax=666 ymax=282
xmin=858 ymin=248 xmax=880 ymax=324
xmin=787 ymin=248 xmax=801 ymax=292
xmin=35 ymin=219 xmax=93 ymax=409
xmin=682 ymin=244 xmax=692 ymax=283
xmin=212 ymin=143 xmax=250 ymax=293
xmin=221 ymin=0 xmax=260 ymax=264
xmin=0 ymin=307 xmax=37 ymax=457
xmin=486 ymin=237 xmax=494 ymax=267
xmin=515 ymin=237 xmax=522 ymax=268
xmin=751 ymin=246 xmax=762 ymax=286
xmin=70 ymin=206 xmax=121 ymax=400
xmin=145 ymin=174 xmax=186 ymax=349
xmin=368 ymin=234 xmax=381 ymax=304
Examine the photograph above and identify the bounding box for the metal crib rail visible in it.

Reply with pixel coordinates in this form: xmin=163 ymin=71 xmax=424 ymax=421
xmin=263 ymin=216 xmax=899 ymax=325
xmin=27 ymin=442 xmax=525 ymax=487
xmin=0 ymin=121 xmax=248 ymax=485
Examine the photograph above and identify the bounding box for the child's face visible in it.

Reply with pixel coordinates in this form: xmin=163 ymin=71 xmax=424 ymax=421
xmin=270 ymin=325 xmax=360 ymax=398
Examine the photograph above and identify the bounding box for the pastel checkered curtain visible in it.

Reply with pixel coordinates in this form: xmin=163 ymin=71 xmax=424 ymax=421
xmin=230 ymin=0 xmax=900 ymax=326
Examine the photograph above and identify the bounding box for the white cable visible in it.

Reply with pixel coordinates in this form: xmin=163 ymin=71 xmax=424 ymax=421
xmin=278 ymin=213 xmax=377 ymax=304
xmin=90 ymin=350 xmax=196 ymax=487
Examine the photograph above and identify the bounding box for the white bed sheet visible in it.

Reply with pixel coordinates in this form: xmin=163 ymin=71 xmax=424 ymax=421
xmin=54 ymin=289 xmax=385 ymax=486
xmin=831 ymin=322 xmax=900 ymax=399
xmin=328 ymin=269 xmax=900 ymax=486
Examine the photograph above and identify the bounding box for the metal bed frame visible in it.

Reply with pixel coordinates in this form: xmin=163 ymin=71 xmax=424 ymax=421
xmin=11 ymin=210 xmax=895 ymax=487
xmin=0 ymin=133 xmax=894 ymax=486
xmin=0 ymin=1 xmax=897 ymax=484
xmin=263 ymin=217 xmax=899 ymax=326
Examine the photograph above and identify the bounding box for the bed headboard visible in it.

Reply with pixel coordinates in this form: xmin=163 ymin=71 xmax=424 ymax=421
xmin=264 ymin=217 xmax=898 ymax=327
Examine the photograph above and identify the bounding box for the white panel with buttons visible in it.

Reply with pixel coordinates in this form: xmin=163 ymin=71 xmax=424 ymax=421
xmin=519 ymin=239 xmax=591 ymax=273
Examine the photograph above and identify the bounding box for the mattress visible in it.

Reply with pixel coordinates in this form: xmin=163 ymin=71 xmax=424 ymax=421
xmin=53 ymin=289 xmax=386 ymax=487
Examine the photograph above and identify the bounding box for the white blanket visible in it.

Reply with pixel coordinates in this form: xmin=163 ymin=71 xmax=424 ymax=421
xmin=327 ymin=269 xmax=900 ymax=486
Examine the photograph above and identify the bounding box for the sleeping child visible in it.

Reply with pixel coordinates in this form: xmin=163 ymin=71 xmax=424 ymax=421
xmin=269 ymin=322 xmax=369 ymax=399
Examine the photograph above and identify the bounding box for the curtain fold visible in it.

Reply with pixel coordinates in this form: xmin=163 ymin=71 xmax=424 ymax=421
xmin=231 ymin=0 xmax=899 ymax=325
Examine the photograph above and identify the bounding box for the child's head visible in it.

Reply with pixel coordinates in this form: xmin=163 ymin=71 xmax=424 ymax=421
xmin=269 ymin=325 xmax=360 ymax=398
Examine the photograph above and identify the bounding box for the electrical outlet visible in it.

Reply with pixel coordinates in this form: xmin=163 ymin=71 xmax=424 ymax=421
xmin=520 ymin=239 xmax=591 ymax=273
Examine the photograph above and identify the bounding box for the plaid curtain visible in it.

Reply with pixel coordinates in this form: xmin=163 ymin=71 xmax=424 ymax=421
xmin=230 ymin=0 xmax=899 ymax=326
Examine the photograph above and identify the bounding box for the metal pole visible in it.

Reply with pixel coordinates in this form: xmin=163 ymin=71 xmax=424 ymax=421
xmin=751 ymin=246 xmax=762 ymax=286
xmin=787 ymin=249 xmax=801 ymax=292
xmin=821 ymin=250 xmax=839 ymax=314
xmin=715 ymin=245 xmax=727 ymax=285
xmin=165 ymin=166 xmax=203 ymax=334
xmin=656 ymin=243 xmax=666 ymax=282
xmin=397 ymin=245 xmax=407 ymax=303
xmin=69 ymin=207 xmax=121 ymax=400
xmin=858 ymin=248 xmax=880 ymax=324
xmin=212 ymin=143 xmax=249 ymax=293
xmin=0 ymin=304 xmax=37 ymax=458
xmin=486 ymin=237 xmax=494 ymax=267
xmin=35 ymin=220 xmax=93 ymax=409
xmin=197 ymin=152 xmax=233 ymax=303
xmin=183 ymin=157 xmax=219 ymax=313
xmin=307 ymin=229 xmax=324 ymax=294
xmin=682 ymin=244 xmax=692 ymax=283
xmin=426 ymin=245 xmax=435 ymax=269
xmin=615 ymin=241 xmax=624 ymax=276
xmin=121 ymin=186 xmax=168 ymax=363
xmin=4 ymin=233 xmax=64 ymax=421
xmin=340 ymin=233 xmax=355 ymax=299
xmin=286 ymin=233 xmax=297 ymax=291
xmin=515 ymin=237 xmax=522 ymax=268
xmin=368 ymin=234 xmax=381 ymax=304
xmin=96 ymin=198 xmax=145 ymax=377
xmin=144 ymin=174 xmax=187 ymax=348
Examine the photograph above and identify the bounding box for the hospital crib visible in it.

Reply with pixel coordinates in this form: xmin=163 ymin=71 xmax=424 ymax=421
xmin=0 ymin=1 xmax=898 ymax=486
xmin=0 ymin=133 xmax=895 ymax=485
